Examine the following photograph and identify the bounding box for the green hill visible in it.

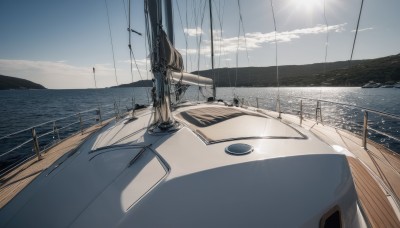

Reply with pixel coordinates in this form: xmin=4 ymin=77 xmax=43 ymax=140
xmin=115 ymin=54 xmax=400 ymax=87
xmin=114 ymin=80 xmax=152 ymax=88
xmin=192 ymin=54 xmax=400 ymax=87
xmin=0 ymin=75 xmax=46 ymax=90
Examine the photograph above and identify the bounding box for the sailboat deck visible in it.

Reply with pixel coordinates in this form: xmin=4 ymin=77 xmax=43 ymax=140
xmin=348 ymin=157 xmax=400 ymax=227
xmin=0 ymin=120 xmax=111 ymax=208
xmin=1 ymin=105 xmax=400 ymax=226
xmin=257 ymin=108 xmax=400 ymax=227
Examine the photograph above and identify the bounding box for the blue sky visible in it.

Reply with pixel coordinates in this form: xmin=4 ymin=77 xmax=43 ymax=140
xmin=0 ymin=0 xmax=399 ymax=89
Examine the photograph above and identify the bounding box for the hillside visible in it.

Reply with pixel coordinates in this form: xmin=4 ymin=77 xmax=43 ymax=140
xmin=315 ymin=54 xmax=400 ymax=86
xmin=193 ymin=54 xmax=400 ymax=87
xmin=115 ymin=54 xmax=400 ymax=87
xmin=0 ymin=75 xmax=46 ymax=90
xmin=114 ymin=80 xmax=152 ymax=88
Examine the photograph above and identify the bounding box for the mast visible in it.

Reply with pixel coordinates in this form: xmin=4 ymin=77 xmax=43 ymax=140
xmin=146 ymin=0 xmax=175 ymax=129
xmin=165 ymin=0 xmax=174 ymax=45
xmin=209 ymin=0 xmax=216 ymax=99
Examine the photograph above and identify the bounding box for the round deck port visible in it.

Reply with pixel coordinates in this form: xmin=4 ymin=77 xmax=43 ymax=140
xmin=225 ymin=143 xmax=253 ymax=155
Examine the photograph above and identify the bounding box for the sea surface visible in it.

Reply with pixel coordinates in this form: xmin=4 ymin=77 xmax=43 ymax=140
xmin=1 ymin=87 xmax=399 ymax=172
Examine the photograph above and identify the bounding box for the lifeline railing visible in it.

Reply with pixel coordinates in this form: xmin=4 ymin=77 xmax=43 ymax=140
xmin=240 ymin=95 xmax=400 ymax=209
xmin=243 ymin=95 xmax=400 ymax=153
xmin=0 ymin=102 xmax=130 ymax=178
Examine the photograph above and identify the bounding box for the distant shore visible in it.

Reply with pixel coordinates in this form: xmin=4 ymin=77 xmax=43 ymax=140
xmin=0 ymin=75 xmax=46 ymax=90
xmin=113 ymin=54 xmax=400 ymax=88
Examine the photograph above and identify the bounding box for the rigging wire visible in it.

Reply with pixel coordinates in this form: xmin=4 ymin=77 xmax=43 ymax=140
xmin=128 ymin=37 xmax=145 ymax=83
xmin=349 ymin=0 xmax=365 ymax=66
xmin=269 ymin=0 xmax=280 ymax=117
xmin=124 ymin=0 xmax=146 ymax=109
xmin=186 ymin=1 xmax=193 ymax=72
xmin=175 ymin=0 xmax=188 ymax=70
xmin=144 ymin=1 xmax=153 ymax=61
xmin=195 ymin=0 xmax=207 ymax=102
xmin=92 ymin=67 xmax=103 ymax=122
xmin=122 ymin=0 xmax=129 ymax=24
xmin=186 ymin=1 xmax=189 ymax=69
xmin=208 ymin=0 xmax=216 ymax=98
xmin=234 ymin=0 xmax=251 ymax=97
xmin=213 ymin=0 xmax=229 ymax=87
xmin=104 ymin=0 xmax=121 ymax=116
xmin=144 ymin=35 xmax=149 ymax=81
xmin=214 ymin=0 xmax=226 ymax=88
xmin=127 ymin=0 xmax=136 ymax=113
xmin=234 ymin=17 xmax=240 ymax=94
xmin=192 ymin=0 xmax=200 ymax=100
xmin=143 ymin=0 xmax=155 ymax=112
xmin=141 ymin=1 xmax=150 ymax=103
xmin=323 ymin=0 xmax=329 ymax=77
xmin=237 ymin=0 xmax=251 ymax=67
xmin=144 ymin=22 xmax=150 ymax=104
xmin=185 ymin=0 xmax=194 ymax=72
xmin=185 ymin=1 xmax=189 ymax=69
xmin=127 ymin=0 xmax=144 ymax=83
xmin=144 ymin=0 xmax=155 ymax=114
xmin=104 ymin=0 xmax=119 ymax=86
xmin=321 ymin=0 xmax=329 ymax=100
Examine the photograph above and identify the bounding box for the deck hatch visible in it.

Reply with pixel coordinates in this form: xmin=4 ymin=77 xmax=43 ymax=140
xmin=175 ymin=106 xmax=305 ymax=144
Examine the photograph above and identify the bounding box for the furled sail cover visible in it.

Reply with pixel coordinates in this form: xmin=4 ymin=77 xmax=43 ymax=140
xmin=171 ymin=71 xmax=213 ymax=87
xmin=160 ymin=30 xmax=184 ymax=71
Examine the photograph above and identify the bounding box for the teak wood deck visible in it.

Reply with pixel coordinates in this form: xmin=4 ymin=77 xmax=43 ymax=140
xmin=1 ymin=107 xmax=400 ymax=227
xmin=0 ymin=120 xmax=111 ymax=208
xmin=260 ymin=109 xmax=400 ymax=227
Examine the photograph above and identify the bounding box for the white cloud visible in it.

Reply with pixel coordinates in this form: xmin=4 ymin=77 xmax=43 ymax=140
xmin=0 ymin=24 xmax=347 ymax=88
xmin=181 ymin=23 xmax=346 ymax=56
xmin=120 ymin=58 xmax=148 ymax=66
xmin=184 ymin=27 xmax=204 ymax=36
xmin=351 ymin=27 xmax=373 ymax=32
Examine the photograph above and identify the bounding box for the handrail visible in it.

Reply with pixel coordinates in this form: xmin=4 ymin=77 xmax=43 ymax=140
xmin=0 ymin=108 xmax=99 ymax=141
xmin=57 ymin=120 xmax=81 ymax=132
xmin=0 ymin=153 xmax=37 ymax=175
xmin=244 ymin=95 xmax=400 ymax=154
xmin=0 ymin=138 xmax=33 ymax=158
xmin=0 ymin=104 xmax=119 ymax=141
xmin=0 ymin=102 xmax=128 ymax=177
xmin=280 ymin=96 xmax=400 ymax=150
xmin=291 ymin=96 xmax=400 ymax=121
xmin=369 ymin=127 xmax=400 ymax=143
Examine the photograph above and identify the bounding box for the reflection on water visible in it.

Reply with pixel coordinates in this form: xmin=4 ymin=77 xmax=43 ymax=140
xmin=0 ymin=87 xmax=399 ymax=171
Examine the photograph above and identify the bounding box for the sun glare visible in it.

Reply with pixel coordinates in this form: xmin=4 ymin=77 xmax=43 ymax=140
xmin=292 ymin=0 xmax=321 ymax=11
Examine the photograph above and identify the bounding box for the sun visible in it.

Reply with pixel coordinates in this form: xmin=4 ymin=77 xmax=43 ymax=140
xmin=292 ymin=0 xmax=321 ymax=11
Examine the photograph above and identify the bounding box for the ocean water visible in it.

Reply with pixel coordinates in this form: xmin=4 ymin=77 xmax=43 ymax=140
xmin=1 ymin=87 xmax=399 ymax=172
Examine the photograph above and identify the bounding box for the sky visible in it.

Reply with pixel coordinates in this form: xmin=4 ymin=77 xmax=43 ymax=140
xmin=0 ymin=0 xmax=399 ymax=89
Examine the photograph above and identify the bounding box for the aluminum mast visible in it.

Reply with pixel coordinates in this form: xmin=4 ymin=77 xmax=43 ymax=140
xmin=146 ymin=0 xmax=175 ymax=129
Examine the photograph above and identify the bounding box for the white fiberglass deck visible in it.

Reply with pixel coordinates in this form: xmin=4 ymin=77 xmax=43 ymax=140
xmin=0 ymin=103 xmax=398 ymax=227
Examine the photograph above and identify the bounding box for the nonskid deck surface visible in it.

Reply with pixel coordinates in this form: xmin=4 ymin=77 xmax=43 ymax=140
xmin=1 ymin=104 xmax=400 ymax=227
